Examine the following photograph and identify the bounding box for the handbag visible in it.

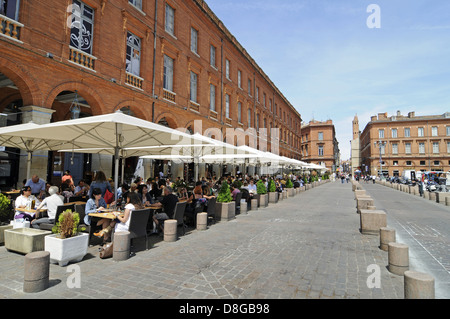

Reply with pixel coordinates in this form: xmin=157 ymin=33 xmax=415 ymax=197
xmin=99 ymin=242 xmax=114 ymax=259
xmin=104 ymin=189 xmax=114 ymax=204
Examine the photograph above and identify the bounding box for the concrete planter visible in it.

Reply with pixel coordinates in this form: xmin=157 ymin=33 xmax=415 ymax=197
xmin=0 ymin=224 xmax=13 ymax=245
xmin=287 ymin=188 xmax=295 ymax=197
xmin=44 ymin=233 xmax=89 ymax=266
xmin=4 ymin=228 xmax=52 ymax=254
xmin=268 ymin=192 xmax=278 ymax=204
xmin=259 ymin=194 xmax=269 ymax=207
xmin=216 ymin=202 xmax=235 ymax=221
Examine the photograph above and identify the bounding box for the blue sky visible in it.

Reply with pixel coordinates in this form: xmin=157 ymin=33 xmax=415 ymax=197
xmin=205 ymin=0 xmax=450 ymax=161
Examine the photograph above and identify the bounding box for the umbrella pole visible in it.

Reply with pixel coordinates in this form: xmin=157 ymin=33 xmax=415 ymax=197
xmin=26 ymin=151 xmax=32 ymax=180
xmin=114 ymin=147 xmax=119 ymax=201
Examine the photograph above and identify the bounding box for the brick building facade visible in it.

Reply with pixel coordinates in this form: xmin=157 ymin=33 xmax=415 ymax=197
xmin=300 ymin=120 xmax=339 ymax=172
xmin=0 ymin=0 xmax=302 ymax=187
xmin=360 ymin=111 xmax=450 ymax=177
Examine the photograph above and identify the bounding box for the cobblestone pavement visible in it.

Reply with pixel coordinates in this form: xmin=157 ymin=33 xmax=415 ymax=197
xmin=0 ymin=181 xmax=404 ymax=300
xmin=361 ymin=182 xmax=450 ymax=299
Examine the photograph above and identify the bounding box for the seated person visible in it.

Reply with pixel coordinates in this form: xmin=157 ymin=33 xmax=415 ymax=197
xmin=31 ymin=186 xmax=64 ymax=229
xmin=230 ymin=185 xmax=240 ymax=201
xmin=83 ymin=188 xmax=107 ymax=226
xmin=151 ymin=186 xmax=178 ymax=232
xmin=14 ymin=186 xmax=35 ymax=222
xmin=137 ymin=183 xmax=154 ymax=207
xmin=177 ymin=186 xmax=189 ymax=200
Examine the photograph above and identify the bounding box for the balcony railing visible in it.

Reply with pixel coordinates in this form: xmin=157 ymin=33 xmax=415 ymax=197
xmin=163 ymin=89 xmax=176 ymax=103
xmin=125 ymin=72 xmax=144 ymax=90
xmin=0 ymin=14 xmax=24 ymax=42
xmin=69 ymin=46 xmax=97 ymax=71
xmin=189 ymin=101 xmax=200 ymax=112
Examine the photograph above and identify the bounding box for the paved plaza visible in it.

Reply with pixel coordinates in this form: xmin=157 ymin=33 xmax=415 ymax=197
xmin=0 ymin=180 xmax=408 ymax=301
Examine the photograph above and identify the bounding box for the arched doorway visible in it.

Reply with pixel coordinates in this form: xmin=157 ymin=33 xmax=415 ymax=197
xmin=47 ymin=90 xmax=95 ymax=188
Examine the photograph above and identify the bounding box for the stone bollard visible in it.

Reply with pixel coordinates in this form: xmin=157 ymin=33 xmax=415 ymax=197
xmin=367 ymin=205 xmax=376 ymax=210
xmin=360 ymin=210 xmax=387 ymax=235
xmin=428 ymin=192 xmax=436 ymax=201
xmin=164 ymin=220 xmax=177 ymax=242
xmin=23 ymin=251 xmax=50 ymax=293
xmin=404 ymin=271 xmax=435 ymax=299
xmin=196 ymin=213 xmax=207 ymax=231
xmin=356 ymin=196 xmax=374 ymax=214
xmin=354 ymin=189 xmax=366 ymax=199
xmin=113 ymin=231 xmax=131 ymax=261
xmin=380 ymin=227 xmax=396 ymax=251
xmin=240 ymin=200 xmax=248 ymax=214
xmin=446 ymin=197 xmax=450 ymax=206
xmin=251 ymin=199 xmax=258 ymax=211
xmin=388 ymin=243 xmax=409 ymax=275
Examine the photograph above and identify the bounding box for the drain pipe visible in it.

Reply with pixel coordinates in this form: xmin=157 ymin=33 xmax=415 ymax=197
xmin=151 ymin=0 xmax=158 ymax=122
xmin=220 ymin=38 xmax=224 ymax=125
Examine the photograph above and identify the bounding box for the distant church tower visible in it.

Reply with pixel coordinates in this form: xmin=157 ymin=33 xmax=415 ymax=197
xmin=352 ymin=114 xmax=360 ymax=140
xmin=351 ymin=114 xmax=361 ymax=176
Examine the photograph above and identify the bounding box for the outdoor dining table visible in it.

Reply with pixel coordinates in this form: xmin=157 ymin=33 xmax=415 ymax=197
xmin=16 ymin=207 xmax=47 ymax=214
xmin=88 ymin=211 xmax=124 ymax=220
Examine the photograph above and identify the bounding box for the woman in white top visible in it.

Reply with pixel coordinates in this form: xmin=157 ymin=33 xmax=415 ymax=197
xmin=15 ymin=186 xmax=34 ymax=221
xmin=94 ymin=192 xmax=144 ymax=239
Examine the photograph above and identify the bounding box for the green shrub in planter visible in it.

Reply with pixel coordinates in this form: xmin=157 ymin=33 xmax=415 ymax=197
xmin=217 ymin=182 xmax=233 ymax=203
xmin=256 ymin=180 xmax=267 ymax=194
xmin=0 ymin=193 xmax=11 ymax=224
xmin=285 ymin=179 xmax=293 ymax=189
xmin=268 ymin=179 xmax=276 ymax=192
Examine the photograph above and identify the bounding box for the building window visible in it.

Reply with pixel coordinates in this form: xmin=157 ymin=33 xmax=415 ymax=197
xmin=391 ymin=128 xmax=397 ymax=138
xmin=0 ymin=0 xmax=20 ymax=20
xmin=318 ymin=145 xmax=324 ymax=156
xmin=209 ymin=84 xmax=216 ymax=112
xmin=248 ymin=109 xmax=251 ymax=127
xmin=237 ymin=102 xmax=242 ymax=123
xmin=125 ymin=31 xmax=141 ymax=77
xmin=404 ymin=128 xmax=410 ymax=138
xmin=393 ymin=161 xmax=398 ymax=166
xmin=163 ymin=54 xmax=174 ymax=92
xmin=210 ymin=45 xmax=216 ymax=68
xmin=248 ymin=79 xmax=252 ymax=96
xmin=128 ymin=0 xmax=142 ymax=10
xmin=432 ymin=126 xmax=438 ymax=136
xmin=420 ymin=161 xmax=426 ymax=166
xmin=237 ymin=70 xmax=241 ymax=89
xmin=190 ymin=71 xmax=198 ymax=103
xmin=256 ymin=87 xmax=259 ymax=102
xmin=165 ymin=3 xmax=175 ymax=35
xmin=447 ymin=126 xmax=450 ymax=136
xmin=263 ymin=93 xmax=266 ymax=108
xmin=380 ymin=143 xmax=386 ymax=155
xmin=256 ymin=114 xmax=260 ymax=130
xmin=405 ymin=143 xmax=411 ymax=154
xmin=447 ymin=141 xmax=450 ymax=153
xmin=419 ymin=142 xmax=425 ymax=154
xmin=378 ymin=129 xmax=384 ymax=138
xmin=406 ymin=161 xmax=412 ymax=166
xmin=392 ymin=143 xmax=398 ymax=155
xmin=433 ymin=142 xmax=439 ymax=153
xmin=433 ymin=161 xmax=440 ymax=166
xmin=318 ymin=132 xmax=323 ymax=141
xmin=225 ymin=94 xmax=230 ymax=119
xmin=70 ymin=0 xmax=94 ymax=55
xmin=190 ymin=27 xmax=198 ymax=54
xmin=225 ymin=59 xmax=230 ymax=80
xmin=418 ymin=127 xmax=424 ymax=137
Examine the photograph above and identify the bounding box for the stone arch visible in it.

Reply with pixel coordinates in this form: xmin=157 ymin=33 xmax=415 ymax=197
xmin=44 ymin=81 xmax=104 ymax=121
xmin=154 ymin=113 xmax=179 ymax=129
xmin=0 ymin=55 xmax=42 ymax=107
xmin=113 ymin=100 xmax=148 ymax=120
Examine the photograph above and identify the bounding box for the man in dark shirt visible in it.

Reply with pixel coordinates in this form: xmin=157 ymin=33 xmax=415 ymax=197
xmin=152 ymin=186 xmax=178 ymax=232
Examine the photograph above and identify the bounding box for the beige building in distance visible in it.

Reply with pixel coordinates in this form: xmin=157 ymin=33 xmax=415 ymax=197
xmin=359 ymin=111 xmax=450 ymax=177
xmin=351 ymin=114 xmax=361 ymax=176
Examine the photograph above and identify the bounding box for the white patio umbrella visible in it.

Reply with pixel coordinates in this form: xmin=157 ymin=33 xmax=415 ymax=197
xmin=0 ymin=111 xmax=216 ymax=198
xmin=0 ymin=121 xmax=104 ymax=179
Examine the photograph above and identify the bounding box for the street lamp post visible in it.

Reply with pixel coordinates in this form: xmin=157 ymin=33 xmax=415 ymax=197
xmin=374 ymin=139 xmax=386 ymax=180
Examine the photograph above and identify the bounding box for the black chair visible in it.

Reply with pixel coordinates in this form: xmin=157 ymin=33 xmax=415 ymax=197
xmin=127 ymin=208 xmax=151 ymax=250
xmin=69 ymin=196 xmax=83 ymax=203
xmin=206 ymin=197 xmax=217 ymax=225
xmin=172 ymin=201 xmax=187 ymax=236
xmin=39 ymin=203 xmax=75 ymax=231
xmin=234 ymin=192 xmax=242 ymax=215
